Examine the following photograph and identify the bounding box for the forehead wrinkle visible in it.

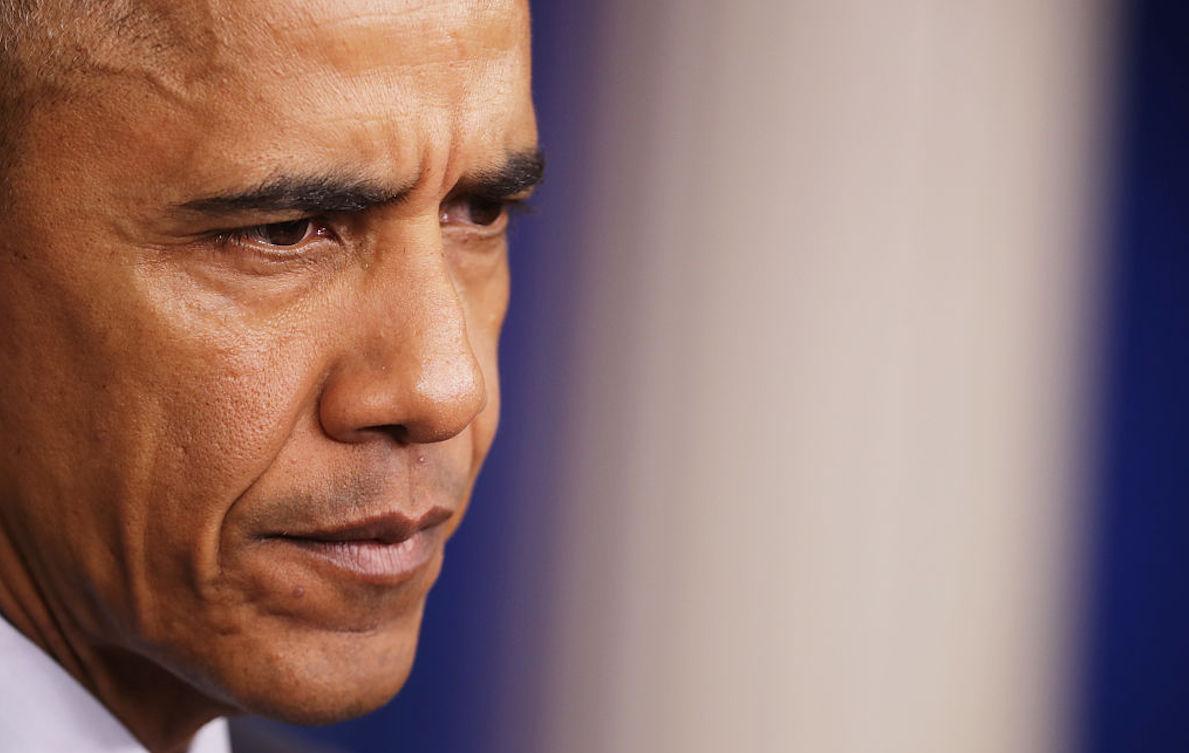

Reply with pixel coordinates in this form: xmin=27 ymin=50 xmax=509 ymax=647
xmin=265 ymin=0 xmax=521 ymax=37
xmin=14 ymin=0 xmax=234 ymax=106
xmin=276 ymin=61 xmax=529 ymax=202
xmin=267 ymin=0 xmax=525 ymax=78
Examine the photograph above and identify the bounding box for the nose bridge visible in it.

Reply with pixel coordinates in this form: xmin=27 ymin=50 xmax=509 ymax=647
xmin=391 ymin=242 xmax=485 ymax=416
xmin=320 ymin=219 xmax=487 ymax=445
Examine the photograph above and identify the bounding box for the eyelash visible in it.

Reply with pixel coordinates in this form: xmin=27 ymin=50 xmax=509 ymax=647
xmin=441 ymin=194 xmax=532 ymax=230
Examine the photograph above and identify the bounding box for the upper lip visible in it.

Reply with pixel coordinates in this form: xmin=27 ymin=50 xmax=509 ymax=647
xmin=270 ymin=508 xmax=453 ymax=545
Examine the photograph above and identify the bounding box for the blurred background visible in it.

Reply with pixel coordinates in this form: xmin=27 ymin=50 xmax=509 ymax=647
xmin=276 ymin=0 xmax=1189 ymax=751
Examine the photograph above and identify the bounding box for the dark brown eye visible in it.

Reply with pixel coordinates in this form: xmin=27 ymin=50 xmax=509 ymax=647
xmin=466 ymin=198 xmax=505 ymax=226
xmin=440 ymin=196 xmax=508 ymax=228
xmin=248 ymin=219 xmax=316 ymax=247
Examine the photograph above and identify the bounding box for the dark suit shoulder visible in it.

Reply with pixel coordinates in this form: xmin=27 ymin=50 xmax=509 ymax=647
xmin=228 ymin=717 xmax=349 ymax=753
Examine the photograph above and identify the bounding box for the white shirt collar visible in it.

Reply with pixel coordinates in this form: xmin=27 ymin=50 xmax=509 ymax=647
xmin=0 ymin=614 xmax=230 ymax=753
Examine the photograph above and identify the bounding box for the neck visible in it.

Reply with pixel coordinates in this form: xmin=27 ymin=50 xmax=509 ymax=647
xmin=0 ymin=529 xmax=233 ymax=753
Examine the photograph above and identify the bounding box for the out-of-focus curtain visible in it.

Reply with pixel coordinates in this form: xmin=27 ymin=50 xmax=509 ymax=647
xmin=537 ymin=3 xmax=1115 ymax=753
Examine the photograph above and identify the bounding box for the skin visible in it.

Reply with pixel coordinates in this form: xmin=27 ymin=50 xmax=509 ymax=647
xmin=0 ymin=1 xmax=538 ymax=751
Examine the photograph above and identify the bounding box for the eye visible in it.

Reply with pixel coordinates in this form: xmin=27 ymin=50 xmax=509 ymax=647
xmin=440 ymin=196 xmax=509 ymax=229
xmin=216 ymin=218 xmax=336 ymax=256
xmin=242 ymin=218 xmax=319 ymax=247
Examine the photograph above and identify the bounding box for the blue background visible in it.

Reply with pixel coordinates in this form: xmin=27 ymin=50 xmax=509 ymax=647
xmin=1082 ymin=0 xmax=1189 ymax=751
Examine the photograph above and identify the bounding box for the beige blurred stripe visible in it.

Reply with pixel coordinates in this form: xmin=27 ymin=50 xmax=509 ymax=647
xmin=537 ymin=2 xmax=1115 ymax=752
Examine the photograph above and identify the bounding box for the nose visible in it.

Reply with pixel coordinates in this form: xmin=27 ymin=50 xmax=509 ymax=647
xmin=318 ymin=223 xmax=487 ymax=445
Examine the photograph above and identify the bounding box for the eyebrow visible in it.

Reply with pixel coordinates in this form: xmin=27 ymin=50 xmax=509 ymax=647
xmin=177 ymin=148 xmax=545 ymax=217
xmin=459 ymin=149 xmax=545 ymax=200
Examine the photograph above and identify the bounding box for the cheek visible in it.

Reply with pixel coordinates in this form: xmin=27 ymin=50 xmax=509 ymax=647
xmin=122 ymin=315 xmax=329 ymax=622
xmin=100 ymin=297 xmax=332 ymax=638
xmin=0 ymin=244 xmax=326 ymax=640
xmin=137 ymin=348 xmax=315 ymax=570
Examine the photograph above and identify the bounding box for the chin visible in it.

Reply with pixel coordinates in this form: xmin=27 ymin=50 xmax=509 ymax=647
xmin=182 ymin=601 xmax=429 ymax=726
xmin=170 ymin=526 xmax=452 ymax=723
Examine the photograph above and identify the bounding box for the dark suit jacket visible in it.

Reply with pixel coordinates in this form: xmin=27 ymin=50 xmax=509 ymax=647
xmin=229 ymin=717 xmax=349 ymax=753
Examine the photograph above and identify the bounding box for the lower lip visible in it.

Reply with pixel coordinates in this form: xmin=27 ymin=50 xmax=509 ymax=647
xmin=277 ymin=529 xmax=439 ymax=585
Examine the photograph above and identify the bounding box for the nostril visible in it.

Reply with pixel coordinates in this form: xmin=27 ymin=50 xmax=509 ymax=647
xmin=379 ymin=424 xmax=411 ymax=444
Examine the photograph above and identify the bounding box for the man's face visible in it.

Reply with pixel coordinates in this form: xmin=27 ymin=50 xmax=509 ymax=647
xmin=0 ymin=0 xmax=536 ymax=722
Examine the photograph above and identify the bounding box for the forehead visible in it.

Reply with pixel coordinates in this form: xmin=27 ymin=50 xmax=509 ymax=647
xmin=45 ymin=0 xmax=535 ymax=201
xmin=44 ymin=0 xmax=527 ymax=95
xmin=259 ymin=0 xmax=525 ymax=71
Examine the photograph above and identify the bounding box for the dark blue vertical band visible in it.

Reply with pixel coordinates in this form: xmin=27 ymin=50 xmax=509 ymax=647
xmin=1082 ymin=1 xmax=1189 ymax=750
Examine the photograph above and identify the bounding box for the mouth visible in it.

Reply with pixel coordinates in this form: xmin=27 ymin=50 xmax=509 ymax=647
xmin=260 ymin=508 xmax=453 ymax=585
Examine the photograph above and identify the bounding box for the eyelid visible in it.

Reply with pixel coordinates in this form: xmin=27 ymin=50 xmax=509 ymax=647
xmin=212 ymin=216 xmax=338 ymax=253
xmin=480 ymin=188 xmax=537 ymax=206
xmin=440 ymin=197 xmax=524 ymax=235
xmin=443 ymin=190 xmax=536 ymax=212
xmin=445 ymin=178 xmax=538 ymax=203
